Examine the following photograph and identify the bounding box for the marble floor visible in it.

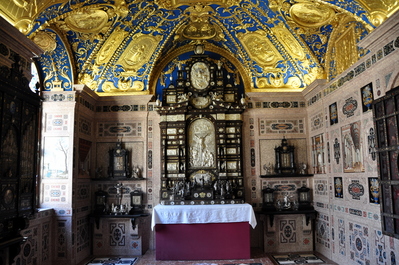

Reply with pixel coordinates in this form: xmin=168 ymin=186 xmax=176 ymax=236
xmin=134 ymin=248 xmax=338 ymax=265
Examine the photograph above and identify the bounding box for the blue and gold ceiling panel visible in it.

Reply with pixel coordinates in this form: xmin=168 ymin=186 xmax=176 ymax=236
xmin=1 ymin=0 xmax=397 ymax=94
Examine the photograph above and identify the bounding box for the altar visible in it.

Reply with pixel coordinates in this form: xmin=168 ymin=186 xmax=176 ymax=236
xmin=152 ymin=203 xmax=257 ymax=260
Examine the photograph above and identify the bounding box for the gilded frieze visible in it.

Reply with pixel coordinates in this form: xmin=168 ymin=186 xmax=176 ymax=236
xmin=117 ymin=33 xmax=162 ymax=75
xmin=154 ymin=0 xmax=240 ymax=9
xmin=255 ymin=75 xmax=302 ymax=90
xmin=237 ymin=30 xmax=283 ymax=69
xmin=102 ymin=80 xmax=145 ymax=93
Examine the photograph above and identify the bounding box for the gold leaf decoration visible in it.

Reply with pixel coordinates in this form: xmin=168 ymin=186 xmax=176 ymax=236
xmin=237 ymin=30 xmax=283 ymax=69
xmin=117 ymin=33 xmax=162 ymax=75
xmin=64 ymin=9 xmax=109 ymax=33
xmin=289 ymin=2 xmax=335 ymax=28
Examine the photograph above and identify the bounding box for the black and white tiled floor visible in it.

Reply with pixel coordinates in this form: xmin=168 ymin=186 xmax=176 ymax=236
xmin=80 ymin=249 xmax=337 ymax=265
xmin=85 ymin=257 xmax=137 ymax=265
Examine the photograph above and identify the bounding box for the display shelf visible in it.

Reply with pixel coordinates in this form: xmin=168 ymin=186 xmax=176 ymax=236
xmin=90 ymin=213 xmax=149 ymax=230
xmin=91 ymin=178 xmax=145 ymax=181
xmin=257 ymin=209 xmax=317 ymax=227
xmin=260 ymin=174 xmax=313 ymax=178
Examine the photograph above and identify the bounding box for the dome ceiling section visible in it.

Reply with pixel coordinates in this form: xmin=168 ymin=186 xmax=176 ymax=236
xmin=18 ymin=0 xmax=383 ymax=94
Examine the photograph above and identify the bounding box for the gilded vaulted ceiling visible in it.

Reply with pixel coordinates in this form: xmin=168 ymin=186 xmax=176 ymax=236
xmin=1 ymin=0 xmax=398 ymax=95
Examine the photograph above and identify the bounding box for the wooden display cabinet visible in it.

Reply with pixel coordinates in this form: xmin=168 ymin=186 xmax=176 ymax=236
xmin=157 ymin=45 xmax=246 ymax=205
xmin=372 ymin=85 xmax=399 ymax=239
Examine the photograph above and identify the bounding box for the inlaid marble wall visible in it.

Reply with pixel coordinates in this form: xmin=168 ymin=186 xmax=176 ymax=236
xmin=304 ymin=13 xmax=399 ymax=265
xmin=12 ymin=209 xmax=54 ymax=265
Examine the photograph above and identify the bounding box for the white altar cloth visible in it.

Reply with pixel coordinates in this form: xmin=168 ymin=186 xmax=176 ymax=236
xmin=151 ymin=203 xmax=257 ymax=230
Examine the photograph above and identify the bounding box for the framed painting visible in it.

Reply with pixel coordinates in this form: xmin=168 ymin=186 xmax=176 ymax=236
xmin=360 ymin=83 xmax=373 ymax=112
xmin=329 ymin=102 xmax=338 ymax=125
xmin=341 ymin=121 xmax=365 ymax=173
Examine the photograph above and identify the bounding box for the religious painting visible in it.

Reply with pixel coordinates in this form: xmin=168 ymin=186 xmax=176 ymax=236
xmin=368 ymin=177 xmax=380 ymax=204
xmin=341 ymin=121 xmax=365 ymax=173
xmin=333 ymin=138 xmax=340 ymax=164
xmin=311 ymin=134 xmax=325 ymax=174
xmin=334 ymin=177 xmax=343 ymax=198
xmin=360 ymin=83 xmax=373 ymax=112
xmin=329 ymin=102 xmax=338 ymax=125
xmin=367 ymin=128 xmax=376 ymax=161
xmin=188 ymin=118 xmax=216 ymax=169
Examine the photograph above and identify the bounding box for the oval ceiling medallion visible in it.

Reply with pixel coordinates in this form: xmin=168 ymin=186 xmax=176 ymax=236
xmin=290 ymin=2 xmax=335 ymax=28
xmin=65 ymin=9 xmax=109 ymax=33
xmin=33 ymin=31 xmax=57 ymax=53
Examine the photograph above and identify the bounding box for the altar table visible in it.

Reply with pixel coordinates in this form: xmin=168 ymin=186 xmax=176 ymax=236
xmin=152 ymin=203 xmax=257 ymax=260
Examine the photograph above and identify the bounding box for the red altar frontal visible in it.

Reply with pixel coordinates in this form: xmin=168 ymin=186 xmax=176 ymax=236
xmin=151 ymin=204 xmax=257 ymax=260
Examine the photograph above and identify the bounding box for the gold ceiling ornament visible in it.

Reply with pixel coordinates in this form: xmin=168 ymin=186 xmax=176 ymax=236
xmin=15 ymin=19 xmax=34 ymax=35
xmin=95 ymin=28 xmax=128 ymax=65
xmin=303 ymin=66 xmax=324 ymax=85
xmin=368 ymin=10 xmax=388 ymax=26
xmin=253 ymin=74 xmax=302 ymax=92
xmin=272 ymin=24 xmax=305 ymax=60
xmin=63 ymin=8 xmax=111 ymax=34
xmin=79 ymin=73 xmax=98 ymax=90
xmin=154 ymin=0 xmax=239 ymax=9
xmin=32 ymin=31 xmax=57 ymax=53
xmin=117 ymin=33 xmax=162 ymax=75
xmin=237 ymin=30 xmax=283 ymax=69
xmin=334 ymin=24 xmax=358 ymax=75
xmin=101 ymin=80 xmax=145 ymax=93
xmin=174 ymin=3 xmax=225 ymax=41
xmin=289 ymin=1 xmax=335 ymax=28
xmin=324 ymin=15 xmax=361 ymax=80
xmin=118 ymin=80 xmax=145 ymax=92
xmin=357 ymin=0 xmax=399 ymax=26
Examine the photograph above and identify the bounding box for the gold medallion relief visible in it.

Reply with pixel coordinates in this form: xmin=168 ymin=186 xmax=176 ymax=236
xmin=64 ymin=9 xmax=109 ymax=33
xmin=272 ymin=25 xmax=305 ymax=59
xmin=32 ymin=31 xmax=57 ymax=53
xmin=289 ymin=2 xmax=335 ymax=28
xmin=238 ymin=31 xmax=283 ymax=69
xmin=117 ymin=33 xmax=162 ymax=74
xmin=96 ymin=29 xmax=128 ymax=65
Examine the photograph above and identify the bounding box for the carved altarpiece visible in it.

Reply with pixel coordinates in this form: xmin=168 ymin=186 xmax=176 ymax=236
xmin=157 ymin=48 xmax=246 ymax=205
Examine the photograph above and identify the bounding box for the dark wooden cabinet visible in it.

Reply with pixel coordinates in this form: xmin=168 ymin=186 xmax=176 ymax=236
xmin=0 ymin=17 xmax=42 ymax=264
xmin=372 ymin=85 xmax=399 ymax=239
xmin=157 ymin=46 xmax=246 ymax=205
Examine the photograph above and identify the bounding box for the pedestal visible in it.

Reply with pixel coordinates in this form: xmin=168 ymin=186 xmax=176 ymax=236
xmin=91 ymin=214 xmax=150 ymax=256
xmin=260 ymin=210 xmax=317 ymax=253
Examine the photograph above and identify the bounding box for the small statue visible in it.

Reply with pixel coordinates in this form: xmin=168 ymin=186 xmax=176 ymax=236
xmin=263 ymin=163 xmax=274 ymax=175
xmin=132 ymin=166 xmax=142 ymax=178
xmin=283 ymin=194 xmax=291 ymax=209
xmin=299 ymin=162 xmax=307 ymax=175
